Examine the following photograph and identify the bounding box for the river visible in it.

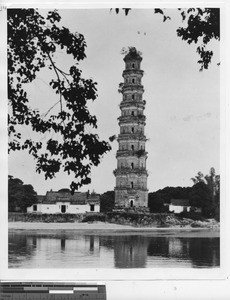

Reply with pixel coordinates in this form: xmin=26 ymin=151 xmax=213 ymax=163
xmin=8 ymin=229 xmax=219 ymax=268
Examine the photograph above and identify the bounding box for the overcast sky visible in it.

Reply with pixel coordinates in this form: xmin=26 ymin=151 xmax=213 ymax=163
xmin=8 ymin=8 xmax=220 ymax=195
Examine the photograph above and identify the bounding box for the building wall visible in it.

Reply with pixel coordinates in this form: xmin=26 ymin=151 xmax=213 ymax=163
xmin=169 ymin=205 xmax=191 ymax=214
xmin=115 ymin=189 xmax=148 ymax=207
xmin=120 ymin=124 xmax=144 ymax=134
xmin=119 ymin=140 xmax=145 ymax=150
xmin=27 ymin=202 xmax=100 ymax=214
xmin=117 ymin=156 xmax=146 ymax=169
xmin=116 ymin=173 xmax=147 ymax=189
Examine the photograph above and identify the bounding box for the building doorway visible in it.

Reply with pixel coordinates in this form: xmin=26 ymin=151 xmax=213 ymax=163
xmin=61 ymin=205 xmax=66 ymax=213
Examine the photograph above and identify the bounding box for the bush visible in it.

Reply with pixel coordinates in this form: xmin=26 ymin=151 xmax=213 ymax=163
xmin=82 ymin=213 xmax=106 ymax=223
xmin=107 ymin=212 xmax=143 ymax=222
xmin=177 ymin=211 xmax=205 ymax=221
xmin=8 ymin=212 xmax=83 ymax=222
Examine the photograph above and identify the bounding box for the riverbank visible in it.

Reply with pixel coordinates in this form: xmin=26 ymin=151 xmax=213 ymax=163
xmin=9 ymin=221 xmax=134 ymax=230
xmin=8 ymin=221 xmax=220 ymax=237
xmin=8 ymin=212 xmax=220 ymax=231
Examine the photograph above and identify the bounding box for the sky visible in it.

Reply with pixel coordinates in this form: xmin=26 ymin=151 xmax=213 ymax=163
xmin=8 ymin=8 xmax=220 ymax=195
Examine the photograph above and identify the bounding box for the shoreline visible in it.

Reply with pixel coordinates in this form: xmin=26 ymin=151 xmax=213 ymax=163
xmin=8 ymin=221 xmax=220 ymax=237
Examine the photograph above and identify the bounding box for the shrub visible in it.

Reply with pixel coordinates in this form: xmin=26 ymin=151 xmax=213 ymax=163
xmin=82 ymin=213 xmax=106 ymax=223
xmin=177 ymin=211 xmax=205 ymax=221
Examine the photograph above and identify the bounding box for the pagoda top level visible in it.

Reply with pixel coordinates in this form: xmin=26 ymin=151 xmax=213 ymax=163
xmin=123 ymin=47 xmax=143 ymax=62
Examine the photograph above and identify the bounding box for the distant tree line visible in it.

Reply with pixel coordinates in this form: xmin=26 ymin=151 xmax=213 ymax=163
xmin=148 ymin=168 xmax=220 ymax=220
xmin=9 ymin=168 xmax=220 ymax=220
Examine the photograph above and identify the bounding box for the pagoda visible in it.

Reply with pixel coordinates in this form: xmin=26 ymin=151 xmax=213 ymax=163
xmin=114 ymin=47 xmax=148 ymax=208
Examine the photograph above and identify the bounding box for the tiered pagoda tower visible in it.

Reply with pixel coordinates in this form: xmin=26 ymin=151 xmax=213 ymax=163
xmin=114 ymin=47 xmax=148 ymax=208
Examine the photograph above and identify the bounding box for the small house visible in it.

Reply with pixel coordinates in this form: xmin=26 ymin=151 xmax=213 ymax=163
xmin=27 ymin=189 xmax=100 ymax=214
xmin=168 ymin=199 xmax=191 ymax=213
xmin=168 ymin=199 xmax=202 ymax=214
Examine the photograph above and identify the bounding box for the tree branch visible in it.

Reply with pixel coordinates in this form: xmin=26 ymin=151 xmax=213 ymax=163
xmin=46 ymin=52 xmax=63 ymax=112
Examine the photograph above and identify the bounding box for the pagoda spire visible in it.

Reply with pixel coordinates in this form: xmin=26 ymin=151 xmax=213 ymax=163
xmin=114 ymin=47 xmax=148 ymax=209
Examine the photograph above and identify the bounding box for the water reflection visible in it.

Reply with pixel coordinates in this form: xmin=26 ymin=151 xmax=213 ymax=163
xmin=60 ymin=238 xmax=65 ymax=251
xmin=188 ymin=238 xmax=220 ymax=267
xmin=8 ymin=233 xmax=36 ymax=265
xmin=8 ymin=232 xmax=220 ymax=269
xmin=114 ymin=236 xmax=149 ymax=268
xmin=147 ymin=237 xmax=170 ymax=256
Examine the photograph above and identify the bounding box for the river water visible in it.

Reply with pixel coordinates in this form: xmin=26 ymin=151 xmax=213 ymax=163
xmin=8 ymin=230 xmax=219 ymax=269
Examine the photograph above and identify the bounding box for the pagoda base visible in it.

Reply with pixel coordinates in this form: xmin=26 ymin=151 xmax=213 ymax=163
xmin=113 ymin=206 xmax=150 ymax=214
xmin=115 ymin=188 xmax=148 ymax=208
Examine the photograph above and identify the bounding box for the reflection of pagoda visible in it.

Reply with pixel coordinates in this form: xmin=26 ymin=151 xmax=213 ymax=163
xmin=114 ymin=47 xmax=148 ymax=208
xmin=114 ymin=236 xmax=148 ymax=268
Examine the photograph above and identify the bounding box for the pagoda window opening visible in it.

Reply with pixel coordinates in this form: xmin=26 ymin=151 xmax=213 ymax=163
xmin=131 ymin=111 xmax=134 ymax=116
xmin=131 ymin=182 xmax=134 ymax=189
xmin=131 ymin=162 xmax=134 ymax=169
xmin=132 ymin=63 xmax=135 ymax=68
xmin=132 ymin=78 xmax=135 ymax=83
xmin=132 ymin=94 xmax=135 ymax=100
xmin=131 ymin=127 xmax=134 ymax=133
xmin=131 ymin=145 xmax=134 ymax=151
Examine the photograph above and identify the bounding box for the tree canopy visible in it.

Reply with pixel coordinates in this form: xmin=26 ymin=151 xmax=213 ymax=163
xmin=8 ymin=9 xmax=111 ymax=193
xmin=100 ymin=191 xmax=115 ymax=212
xmin=8 ymin=175 xmax=37 ymax=212
xmin=148 ymin=168 xmax=220 ymax=219
xmin=176 ymin=8 xmax=219 ymax=70
xmin=148 ymin=193 xmax=166 ymax=213
xmin=190 ymin=168 xmax=220 ymax=218
xmin=113 ymin=8 xmax=220 ymax=71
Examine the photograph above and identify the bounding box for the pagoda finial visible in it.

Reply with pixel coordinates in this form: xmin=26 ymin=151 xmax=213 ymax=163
xmin=121 ymin=47 xmax=143 ymax=62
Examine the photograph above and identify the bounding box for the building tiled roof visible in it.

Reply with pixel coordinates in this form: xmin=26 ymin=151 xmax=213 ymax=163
xmin=87 ymin=193 xmax=100 ymax=204
xmin=37 ymin=195 xmax=46 ymax=203
xmin=170 ymin=199 xmax=190 ymax=206
xmin=40 ymin=191 xmax=88 ymax=204
xmin=36 ymin=191 xmax=100 ymax=205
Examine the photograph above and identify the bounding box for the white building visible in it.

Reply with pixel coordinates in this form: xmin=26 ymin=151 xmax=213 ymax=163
xmin=168 ymin=199 xmax=191 ymax=214
xmin=168 ymin=199 xmax=202 ymax=214
xmin=27 ymin=189 xmax=100 ymax=214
